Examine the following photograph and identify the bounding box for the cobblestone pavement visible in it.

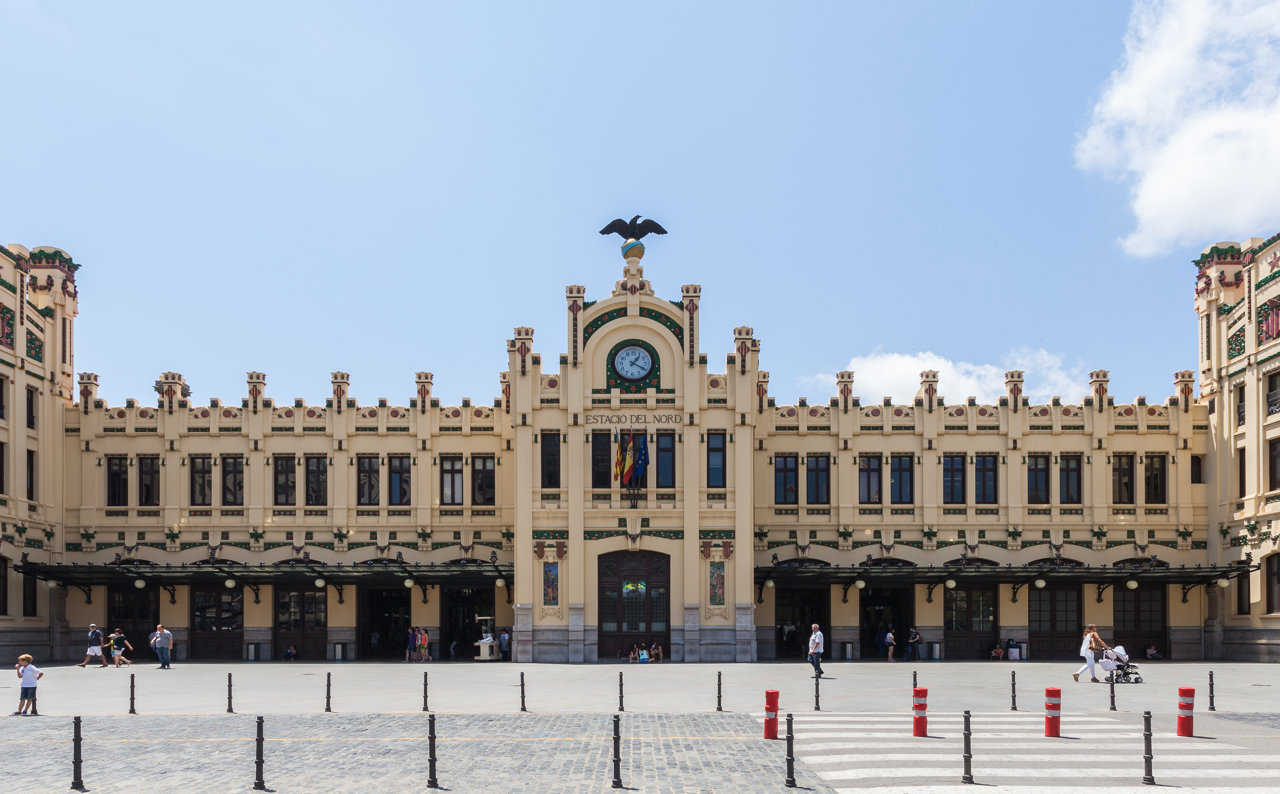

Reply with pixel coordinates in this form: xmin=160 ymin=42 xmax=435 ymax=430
xmin=0 ymin=713 xmax=832 ymax=794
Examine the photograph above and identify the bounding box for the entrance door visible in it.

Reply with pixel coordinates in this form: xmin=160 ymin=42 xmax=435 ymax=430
xmin=107 ymin=585 xmax=159 ymax=661
xmin=597 ymin=551 xmax=670 ymax=660
xmin=189 ymin=586 xmax=244 ymax=659
xmin=859 ymin=587 xmax=913 ymax=660
xmin=1114 ymin=585 xmax=1168 ymax=659
xmin=274 ymin=586 xmax=327 ymax=660
xmin=440 ymin=586 xmax=495 ymax=661
xmin=1028 ymin=585 xmax=1081 ymax=660
xmin=358 ymin=588 xmax=411 ymax=658
xmin=944 ymin=584 xmax=998 ymax=660
xmin=774 ymin=588 xmax=828 ymax=659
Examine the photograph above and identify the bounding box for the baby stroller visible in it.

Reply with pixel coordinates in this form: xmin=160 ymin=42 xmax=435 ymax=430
xmin=1100 ymin=646 xmax=1142 ymax=684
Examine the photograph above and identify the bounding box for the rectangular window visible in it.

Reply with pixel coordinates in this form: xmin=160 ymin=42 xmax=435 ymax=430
xmin=189 ymin=455 xmax=211 ymax=506
xmin=890 ymin=455 xmax=913 ymax=504
xmin=220 ymin=455 xmax=243 ymax=507
xmin=0 ymin=442 xmax=6 ymax=495
xmin=305 ymin=457 xmax=327 ymax=506
xmin=706 ymin=432 xmax=726 ymax=489
xmin=1060 ymin=454 xmax=1082 ymax=504
xmin=656 ymin=432 xmax=675 ymax=489
xmin=975 ymin=454 xmax=998 ymax=504
xmin=859 ymin=455 xmax=882 ymax=504
xmin=1237 ymin=571 xmax=1251 ymax=616
xmin=106 ymin=456 xmax=129 ymax=507
xmin=62 ymin=317 xmax=68 ymax=364
xmin=25 ymin=387 xmax=35 ymax=430
xmin=1237 ymin=385 xmax=1246 ymax=427
xmin=1268 ymin=555 xmax=1280 ymax=614
xmin=1112 ymin=454 xmax=1135 ymax=504
xmin=137 ymin=455 xmax=160 ymax=507
xmin=22 ymin=572 xmax=36 ymax=617
xmin=1191 ymin=455 xmax=1204 ymax=484
xmin=472 ymin=455 xmax=495 ymax=505
xmin=1271 ymin=440 xmax=1280 ymax=493
xmin=1239 ymin=448 xmax=1247 ymax=500
xmin=774 ymin=454 xmax=798 ymax=504
xmin=540 ymin=434 xmax=561 ymax=489
xmin=389 ymin=455 xmax=411 ymax=506
xmin=25 ymin=449 xmax=36 ymax=502
xmin=0 ymin=557 xmax=7 ymax=615
xmin=356 ymin=455 xmax=379 ymax=506
xmin=1144 ymin=454 xmax=1167 ymax=504
xmin=0 ymin=377 xmax=6 ymax=420
xmin=440 ymin=455 xmax=463 ymax=505
xmin=1027 ymin=454 xmax=1050 ymax=504
xmin=274 ymin=455 xmax=297 ymax=506
xmin=806 ymin=454 xmax=830 ymax=504
xmin=942 ymin=454 xmax=966 ymax=504
xmin=1270 ymin=373 xmax=1280 ymax=417
xmin=591 ymin=432 xmax=611 ymax=489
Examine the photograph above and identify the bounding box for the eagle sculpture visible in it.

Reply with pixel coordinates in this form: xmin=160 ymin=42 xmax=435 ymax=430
xmin=599 ymin=215 xmax=668 ymax=241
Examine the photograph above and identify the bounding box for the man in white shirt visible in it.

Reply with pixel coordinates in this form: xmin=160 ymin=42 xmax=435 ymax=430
xmin=807 ymin=623 xmax=825 ymax=678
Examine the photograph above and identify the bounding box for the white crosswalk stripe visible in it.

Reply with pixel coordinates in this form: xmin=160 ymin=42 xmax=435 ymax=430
xmin=753 ymin=711 xmax=1280 ymax=789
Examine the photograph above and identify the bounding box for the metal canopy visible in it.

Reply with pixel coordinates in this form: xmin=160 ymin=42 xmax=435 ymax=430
xmin=754 ymin=557 xmax=1257 ymax=605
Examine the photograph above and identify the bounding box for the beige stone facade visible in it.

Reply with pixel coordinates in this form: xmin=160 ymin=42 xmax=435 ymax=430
xmin=0 ymin=236 xmax=1272 ymax=663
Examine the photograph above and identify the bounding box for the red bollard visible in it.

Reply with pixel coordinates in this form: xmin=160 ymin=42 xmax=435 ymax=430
xmin=1177 ymin=687 xmax=1195 ymax=737
xmin=912 ymin=687 xmax=928 ymax=737
xmin=1044 ymin=687 xmax=1061 ymax=738
xmin=764 ymin=689 xmax=780 ymax=740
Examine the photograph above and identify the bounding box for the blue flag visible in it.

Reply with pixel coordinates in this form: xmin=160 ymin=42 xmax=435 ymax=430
xmin=631 ymin=434 xmax=649 ymax=482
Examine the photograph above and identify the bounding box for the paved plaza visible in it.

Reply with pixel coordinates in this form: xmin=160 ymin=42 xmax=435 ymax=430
xmin=1 ymin=659 xmax=1277 ymax=792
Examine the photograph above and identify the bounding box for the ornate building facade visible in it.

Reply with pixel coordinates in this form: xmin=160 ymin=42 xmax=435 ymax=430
xmin=0 ymin=232 xmax=1271 ymax=663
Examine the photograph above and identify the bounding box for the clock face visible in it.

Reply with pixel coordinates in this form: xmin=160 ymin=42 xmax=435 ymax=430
xmin=613 ymin=345 xmax=653 ymax=381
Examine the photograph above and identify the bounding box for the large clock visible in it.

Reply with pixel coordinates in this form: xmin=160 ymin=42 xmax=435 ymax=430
xmin=613 ymin=345 xmax=653 ymax=381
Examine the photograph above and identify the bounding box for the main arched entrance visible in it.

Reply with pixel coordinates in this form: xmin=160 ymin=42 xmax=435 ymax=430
xmin=598 ymin=551 xmax=670 ymax=660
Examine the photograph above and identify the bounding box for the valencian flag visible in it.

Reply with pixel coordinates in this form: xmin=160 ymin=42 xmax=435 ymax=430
xmin=622 ymin=432 xmax=636 ymax=484
xmin=613 ymin=433 xmax=626 ymax=482
xmin=631 ymin=434 xmax=649 ymax=483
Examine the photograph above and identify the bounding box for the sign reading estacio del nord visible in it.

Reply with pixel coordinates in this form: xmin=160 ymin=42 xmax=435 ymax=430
xmin=583 ymin=412 xmax=684 ymax=425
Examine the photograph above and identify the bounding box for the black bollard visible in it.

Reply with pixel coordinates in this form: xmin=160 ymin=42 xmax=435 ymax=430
xmin=325 ymin=672 xmax=333 ymax=713
xmin=961 ymin=709 xmax=974 ymax=784
xmin=716 ymin=671 xmax=723 ymax=712
xmin=913 ymin=670 xmax=918 ymax=689
xmin=427 ymin=713 xmax=439 ymax=788
xmin=71 ymin=716 xmax=85 ymax=791
xmin=423 ymin=671 xmax=429 ymax=712
xmin=1142 ymin=710 xmax=1155 ymax=785
xmin=1109 ymin=674 xmax=1117 ymax=711
xmin=253 ymin=716 xmax=266 ymax=790
xmin=129 ymin=673 xmax=137 ymax=715
xmin=227 ymin=672 xmax=234 ymax=714
xmin=1010 ymin=670 xmax=1017 ymax=711
xmin=611 ymin=714 xmax=623 ymax=789
xmin=814 ymin=672 xmax=821 ymax=712
xmin=520 ymin=672 xmax=527 ymax=712
xmin=1208 ymin=671 xmax=1216 ymax=712
xmin=618 ymin=671 xmax=625 ymax=713
xmin=784 ymin=712 xmax=797 ymax=788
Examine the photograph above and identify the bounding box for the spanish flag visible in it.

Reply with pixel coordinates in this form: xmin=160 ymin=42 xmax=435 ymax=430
xmin=622 ymin=432 xmax=636 ymax=485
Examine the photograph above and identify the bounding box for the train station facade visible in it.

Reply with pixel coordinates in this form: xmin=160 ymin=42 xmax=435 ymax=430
xmin=0 ymin=233 xmax=1276 ymax=663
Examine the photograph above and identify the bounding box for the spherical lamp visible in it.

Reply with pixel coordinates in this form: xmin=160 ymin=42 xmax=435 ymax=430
xmin=944 ymin=578 xmax=957 ymax=589
xmin=224 ymin=578 xmax=237 ymax=590
xmin=1216 ymin=577 xmax=1230 ymax=589
xmin=495 ymin=578 xmax=506 ymax=589
xmin=133 ymin=578 xmax=146 ymax=589
xmin=1033 ymin=578 xmax=1047 ymax=589
xmin=1125 ymin=579 xmax=1139 ymax=590
xmin=314 ymin=577 xmax=326 ymax=589
xmin=403 ymin=578 xmax=415 ymax=589
xmin=764 ymin=578 xmax=775 ymax=589
xmin=854 ymin=579 xmax=866 ymax=590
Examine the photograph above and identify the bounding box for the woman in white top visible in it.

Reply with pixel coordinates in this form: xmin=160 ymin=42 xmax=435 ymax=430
xmin=1073 ymin=623 xmax=1109 ymax=683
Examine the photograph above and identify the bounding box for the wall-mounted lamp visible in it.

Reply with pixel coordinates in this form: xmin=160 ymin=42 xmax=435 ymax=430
xmin=1215 ymin=578 xmax=1230 ymax=589
xmin=133 ymin=578 xmax=146 ymax=589
xmin=495 ymin=578 xmax=506 ymax=589
xmin=314 ymin=578 xmax=326 ymax=589
xmin=1033 ymin=578 xmax=1047 ymax=589
xmin=854 ymin=579 xmax=866 ymax=590
xmin=1125 ymin=579 xmax=1139 ymax=590
xmin=764 ymin=578 xmax=775 ymax=589
xmin=944 ymin=578 xmax=957 ymax=589
xmin=224 ymin=578 xmax=237 ymax=590
xmin=403 ymin=578 xmax=415 ymax=589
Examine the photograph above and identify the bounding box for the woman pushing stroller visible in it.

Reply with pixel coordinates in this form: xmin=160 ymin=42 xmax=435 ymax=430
xmin=1072 ymin=623 xmax=1109 ymax=683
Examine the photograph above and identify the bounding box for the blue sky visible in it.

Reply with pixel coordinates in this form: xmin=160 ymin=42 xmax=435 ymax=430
xmin=4 ymin=1 xmax=1279 ymax=408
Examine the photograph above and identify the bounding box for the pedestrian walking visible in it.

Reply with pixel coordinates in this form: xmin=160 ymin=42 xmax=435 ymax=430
xmin=419 ymin=628 xmax=431 ymax=662
xmin=807 ymin=623 xmax=825 ymax=678
xmin=12 ymin=654 xmax=42 ymax=716
xmin=109 ymin=629 xmax=133 ymax=667
xmin=76 ymin=624 xmax=109 ymax=668
xmin=1073 ymin=623 xmax=1108 ymax=683
xmin=149 ymin=624 xmax=174 ymax=669
xmin=405 ymin=627 xmax=418 ymax=662
xmin=885 ymin=626 xmax=896 ymax=662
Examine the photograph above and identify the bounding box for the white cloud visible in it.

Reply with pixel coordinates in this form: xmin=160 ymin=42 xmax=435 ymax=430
xmin=1076 ymin=0 xmax=1280 ymax=256
xmin=799 ymin=347 xmax=1087 ymax=405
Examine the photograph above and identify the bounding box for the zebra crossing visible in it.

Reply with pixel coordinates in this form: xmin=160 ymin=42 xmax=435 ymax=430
xmin=756 ymin=711 xmax=1280 ymax=791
